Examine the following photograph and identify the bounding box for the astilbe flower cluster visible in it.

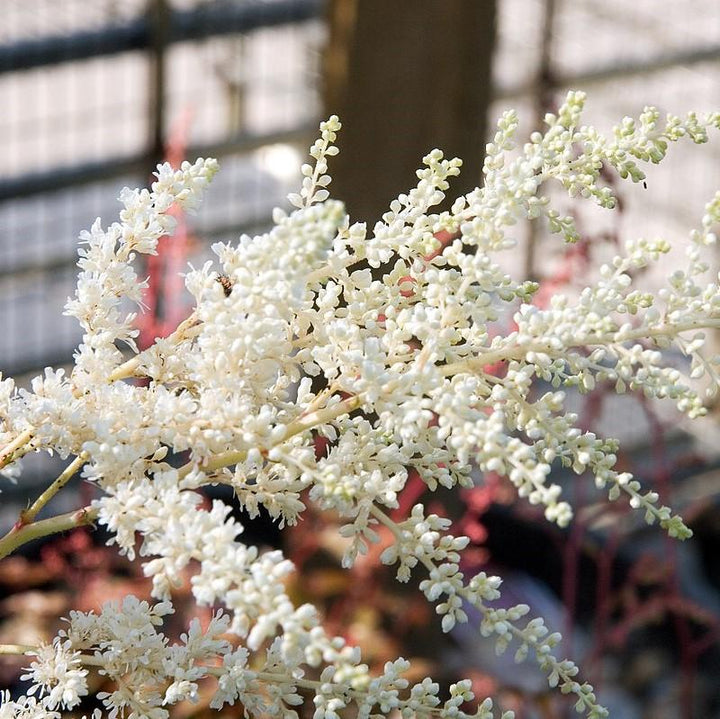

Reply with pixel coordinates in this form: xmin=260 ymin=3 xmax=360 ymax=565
xmin=1 ymin=90 xmax=720 ymax=719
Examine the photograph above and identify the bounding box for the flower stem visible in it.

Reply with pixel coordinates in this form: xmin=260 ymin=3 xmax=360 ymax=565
xmin=108 ymin=313 xmax=202 ymax=382
xmin=21 ymin=455 xmax=86 ymax=525
xmin=441 ymin=318 xmax=720 ymax=378
xmin=0 ymin=428 xmax=34 ymax=470
xmin=0 ymin=506 xmax=96 ymax=560
xmin=0 ymin=644 xmax=37 ymax=656
xmin=178 ymin=394 xmax=362 ymax=478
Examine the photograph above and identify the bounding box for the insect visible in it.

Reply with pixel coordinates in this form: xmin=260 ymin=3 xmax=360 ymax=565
xmin=216 ymin=274 xmax=233 ymax=297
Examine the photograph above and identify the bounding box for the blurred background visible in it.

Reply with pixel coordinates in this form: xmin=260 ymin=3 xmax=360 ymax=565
xmin=1 ymin=1 xmax=720 ymax=717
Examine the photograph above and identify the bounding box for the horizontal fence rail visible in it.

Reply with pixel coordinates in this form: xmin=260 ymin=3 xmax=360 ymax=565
xmin=0 ymin=0 xmax=323 ymax=74
xmin=0 ymin=124 xmax=316 ymax=201
xmin=0 ymin=0 xmax=324 ymax=380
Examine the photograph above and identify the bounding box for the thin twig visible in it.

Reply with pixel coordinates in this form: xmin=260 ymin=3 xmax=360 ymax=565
xmin=21 ymin=455 xmax=86 ymax=525
xmin=0 ymin=428 xmax=34 ymax=470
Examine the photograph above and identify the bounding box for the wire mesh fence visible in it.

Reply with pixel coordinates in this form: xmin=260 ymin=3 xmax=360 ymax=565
xmin=0 ymin=0 xmax=325 ymax=382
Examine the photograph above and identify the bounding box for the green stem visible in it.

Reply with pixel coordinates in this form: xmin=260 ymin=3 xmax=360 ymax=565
xmin=108 ymin=313 xmax=202 ymax=382
xmin=21 ymin=455 xmax=86 ymax=524
xmin=0 ymin=506 xmax=97 ymax=560
xmin=441 ymin=318 xmax=720 ymax=377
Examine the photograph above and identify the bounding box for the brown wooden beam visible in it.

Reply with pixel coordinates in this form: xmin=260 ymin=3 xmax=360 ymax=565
xmin=323 ymin=0 xmax=497 ymax=223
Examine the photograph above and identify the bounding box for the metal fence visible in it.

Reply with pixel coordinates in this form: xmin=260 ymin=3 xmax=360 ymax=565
xmin=0 ymin=0 xmax=325 ymax=378
xmin=3 ymin=0 xmax=719 ymax=379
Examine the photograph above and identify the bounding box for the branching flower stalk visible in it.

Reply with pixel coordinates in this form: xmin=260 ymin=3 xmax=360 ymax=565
xmin=1 ymin=92 xmax=720 ymax=718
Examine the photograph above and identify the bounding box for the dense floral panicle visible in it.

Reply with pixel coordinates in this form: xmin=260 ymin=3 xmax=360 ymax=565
xmin=0 ymin=692 xmax=62 ymax=719
xmin=2 ymin=94 xmax=720 ymax=718
xmin=20 ymin=641 xmax=88 ymax=711
xmin=63 ymin=158 xmax=218 ymax=383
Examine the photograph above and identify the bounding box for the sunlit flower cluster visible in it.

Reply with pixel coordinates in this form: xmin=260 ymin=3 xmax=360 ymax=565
xmin=1 ymin=93 xmax=720 ymax=718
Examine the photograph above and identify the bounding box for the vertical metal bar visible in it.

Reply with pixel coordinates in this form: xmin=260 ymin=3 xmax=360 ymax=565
xmin=147 ymin=0 xmax=170 ymax=173
xmin=524 ymin=0 xmax=557 ymax=282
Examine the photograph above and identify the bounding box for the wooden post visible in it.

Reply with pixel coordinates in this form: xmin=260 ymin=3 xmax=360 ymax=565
xmin=323 ymin=0 xmax=497 ymax=224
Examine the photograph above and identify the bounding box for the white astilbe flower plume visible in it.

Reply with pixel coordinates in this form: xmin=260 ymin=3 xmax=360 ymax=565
xmin=65 ymin=158 xmax=218 ymax=384
xmin=2 ymin=95 xmax=720 ymax=719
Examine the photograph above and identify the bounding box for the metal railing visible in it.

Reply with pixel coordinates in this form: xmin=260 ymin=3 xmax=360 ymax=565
xmin=0 ymin=0 xmax=323 ymax=201
xmin=0 ymin=0 xmax=325 ymax=380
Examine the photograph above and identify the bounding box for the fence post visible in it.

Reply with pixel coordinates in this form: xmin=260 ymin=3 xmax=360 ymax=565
xmin=148 ymin=0 xmax=170 ymax=172
xmin=323 ymin=0 xmax=497 ymax=224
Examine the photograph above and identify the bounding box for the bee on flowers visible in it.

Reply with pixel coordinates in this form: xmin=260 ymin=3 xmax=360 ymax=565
xmin=216 ymin=274 xmax=233 ymax=297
